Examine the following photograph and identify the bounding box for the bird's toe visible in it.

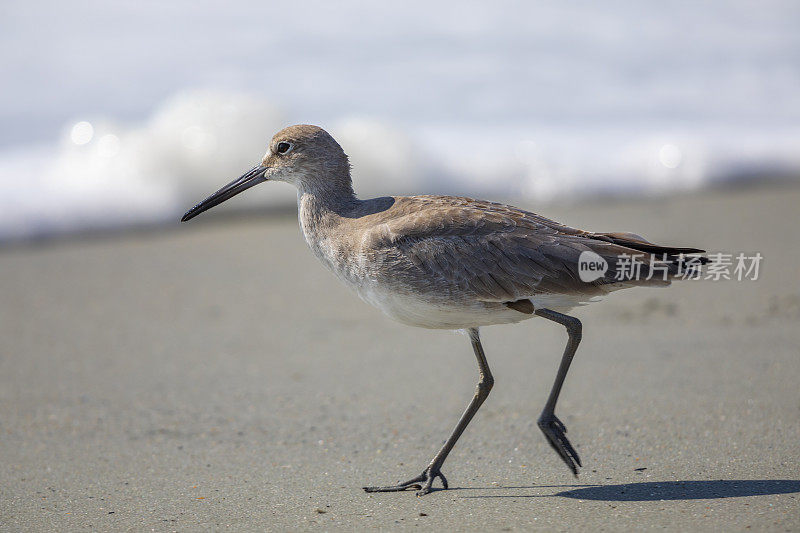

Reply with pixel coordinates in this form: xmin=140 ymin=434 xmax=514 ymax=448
xmin=538 ymin=414 xmax=582 ymax=475
xmin=364 ymin=467 xmax=447 ymax=496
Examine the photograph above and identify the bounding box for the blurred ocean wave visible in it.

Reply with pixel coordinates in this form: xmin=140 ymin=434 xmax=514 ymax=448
xmin=1 ymin=88 xmax=799 ymax=241
xmin=0 ymin=91 xmax=452 ymax=241
xmin=1 ymin=1 xmax=799 ymax=241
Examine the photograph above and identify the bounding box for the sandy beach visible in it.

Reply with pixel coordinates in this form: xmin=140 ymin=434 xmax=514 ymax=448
xmin=1 ymin=184 xmax=799 ymax=531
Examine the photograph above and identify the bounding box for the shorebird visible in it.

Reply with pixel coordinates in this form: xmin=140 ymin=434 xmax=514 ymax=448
xmin=181 ymin=124 xmax=706 ymax=496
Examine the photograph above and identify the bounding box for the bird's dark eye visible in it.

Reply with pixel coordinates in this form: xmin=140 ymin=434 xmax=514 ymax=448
xmin=276 ymin=142 xmax=292 ymax=154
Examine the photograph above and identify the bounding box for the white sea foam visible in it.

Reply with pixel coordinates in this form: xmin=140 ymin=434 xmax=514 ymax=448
xmin=0 ymin=92 xmax=282 ymax=240
xmin=1 ymin=89 xmax=799 ymax=241
xmin=0 ymin=92 xmax=451 ymax=240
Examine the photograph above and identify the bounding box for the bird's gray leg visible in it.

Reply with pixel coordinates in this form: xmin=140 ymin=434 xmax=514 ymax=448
xmin=363 ymin=327 xmax=494 ymax=496
xmin=534 ymin=308 xmax=583 ymax=475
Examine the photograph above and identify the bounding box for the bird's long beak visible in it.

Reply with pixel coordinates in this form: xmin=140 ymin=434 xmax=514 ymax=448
xmin=181 ymin=165 xmax=267 ymax=222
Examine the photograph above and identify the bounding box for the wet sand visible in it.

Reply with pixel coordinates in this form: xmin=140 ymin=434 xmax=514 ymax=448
xmin=1 ymin=185 xmax=799 ymax=531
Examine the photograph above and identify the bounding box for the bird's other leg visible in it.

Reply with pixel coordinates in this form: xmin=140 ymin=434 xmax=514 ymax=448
xmin=534 ymin=308 xmax=583 ymax=476
xmin=364 ymin=327 xmax=494 ymax=496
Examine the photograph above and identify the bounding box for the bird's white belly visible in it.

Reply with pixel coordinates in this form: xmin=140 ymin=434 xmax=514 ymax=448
xmin=349 ymin=280 xmax=532 ymax=329
xmin=319 ymin=250 xmax=586 ymax=328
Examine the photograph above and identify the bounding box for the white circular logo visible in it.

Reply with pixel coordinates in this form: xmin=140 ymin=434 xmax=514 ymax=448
xmin=578 ymin=250 xmax=608 ymax=282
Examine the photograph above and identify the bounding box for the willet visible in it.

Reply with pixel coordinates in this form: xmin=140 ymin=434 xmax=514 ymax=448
xmin=181 ymin=124 xmax=706 ymax=496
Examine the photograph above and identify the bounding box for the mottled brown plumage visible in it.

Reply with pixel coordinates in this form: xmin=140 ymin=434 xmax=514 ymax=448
xmin=181 ymin=124 xmax=707 ymax=496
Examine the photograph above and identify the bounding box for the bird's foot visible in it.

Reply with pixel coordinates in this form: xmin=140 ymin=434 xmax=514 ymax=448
xmin=538 ymin=413 xmax=582 ymax=476
xmin=363 ymin=466 xmax=448 ymax=496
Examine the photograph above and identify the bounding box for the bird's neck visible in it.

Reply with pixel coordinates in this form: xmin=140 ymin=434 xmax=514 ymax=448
xmin=297 ymin=187 xmax=359 ymax=239
xmin=294 ymin=164 xmax=357 ymax=210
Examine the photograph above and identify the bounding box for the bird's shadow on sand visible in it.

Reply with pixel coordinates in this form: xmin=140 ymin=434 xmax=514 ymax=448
xmin=458 ymin=480 xmax=800 ymax=501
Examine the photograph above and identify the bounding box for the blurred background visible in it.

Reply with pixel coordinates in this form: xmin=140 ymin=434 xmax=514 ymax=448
xmin=3 ymin=3 xmax=800 ymax=529
xmin=1 ymin=0 xmax=798 ymax=241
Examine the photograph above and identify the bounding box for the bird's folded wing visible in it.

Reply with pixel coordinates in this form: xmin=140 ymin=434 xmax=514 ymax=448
xmin=369 ymin=196 xmax=659 ymax=302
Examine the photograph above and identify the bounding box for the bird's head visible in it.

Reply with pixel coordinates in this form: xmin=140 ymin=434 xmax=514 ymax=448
xmin=181 ymin=124 xmax=351 ymax=222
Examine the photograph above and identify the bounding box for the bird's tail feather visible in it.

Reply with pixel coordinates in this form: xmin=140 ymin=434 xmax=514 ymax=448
xmin=587 ymin=231 xmax=708 ymax=286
